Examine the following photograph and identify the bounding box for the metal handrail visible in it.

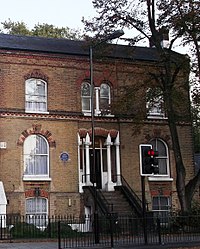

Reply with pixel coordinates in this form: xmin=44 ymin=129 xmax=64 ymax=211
xmin=115 ymin=174 xmax=143 ymax=216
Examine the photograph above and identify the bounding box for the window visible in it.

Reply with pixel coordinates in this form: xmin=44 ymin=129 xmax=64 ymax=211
xmin=81 ymin=82 xmax=91 ymax=113
xmin=26 ymin=197 xmax=48 ymax=228
xmin=23 ymin=135 xmax=50 ymax=180
xmin=150 ymin=138 xmax=170 ymax=177
xmin=146 ymin=87 xmax=165 ymax=118
xmin=81 ymin=82 xmax=111 ymax=115
xmin=152 ymin=196 xmax=171 ymax=219
xmin=100 ymin=83 xmax=111 ymax=112
xmin=25 ymin=78 xmax=47 ymax=113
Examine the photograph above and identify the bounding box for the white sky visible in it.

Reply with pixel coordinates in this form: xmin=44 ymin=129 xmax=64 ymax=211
xmin=0 ymin=0 xmax=95 ymax=30
xmin=0 ymin=0 xmax=189 ymax=54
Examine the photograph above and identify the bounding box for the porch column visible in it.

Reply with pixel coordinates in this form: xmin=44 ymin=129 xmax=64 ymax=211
xmin=105 ymin=133 xmax=114 ymax=191
xmin=84 ymin=133 xmax=92 ymax=185
xmin=95 ymin=87 xmax=101 ymax=115
xmin=114 ymin=132 xmax=121 ymax=185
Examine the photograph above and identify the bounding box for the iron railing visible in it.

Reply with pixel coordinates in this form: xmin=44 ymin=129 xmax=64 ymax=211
xmin=0 ymin=214 xmax=200 ymax=248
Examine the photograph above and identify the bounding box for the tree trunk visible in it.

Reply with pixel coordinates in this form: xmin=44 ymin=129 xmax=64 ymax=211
xmin=165 ymin=91 xmax=188 ymax=212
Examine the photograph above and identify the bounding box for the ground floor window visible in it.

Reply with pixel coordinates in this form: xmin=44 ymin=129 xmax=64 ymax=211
xmin=26 ymin=197 xmax=48 ymax=228
xmin=152 ymin=196 xmax=171 ymax=220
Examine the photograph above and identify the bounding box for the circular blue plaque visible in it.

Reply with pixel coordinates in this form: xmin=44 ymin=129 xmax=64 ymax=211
xmin=60 ymin=152 xmax=69 ymax=162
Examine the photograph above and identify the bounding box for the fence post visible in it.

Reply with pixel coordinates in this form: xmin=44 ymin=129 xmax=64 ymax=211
xmin=58 ymin=220 xmax=61 ymax=249
xmin=109 ymin=214 xmax=114 ymax=248
xmin=48 ymin=217 xmax=51 ymax=238
xmin=156 ymin=218 xmax=162 ymax=245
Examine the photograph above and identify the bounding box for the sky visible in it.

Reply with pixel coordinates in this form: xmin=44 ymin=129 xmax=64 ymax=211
xmin=0 ymin=0 xmax=189 ymax=54
xmin=0 ymin=0 xmax=96 ymax=30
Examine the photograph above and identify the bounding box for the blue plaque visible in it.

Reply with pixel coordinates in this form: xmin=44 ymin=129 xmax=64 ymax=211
xmin=60 ymin=152 xmax=69 ymax=162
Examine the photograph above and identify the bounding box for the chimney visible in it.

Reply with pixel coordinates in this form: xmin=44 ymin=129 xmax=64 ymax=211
xmin=149 ymin=28 xmax=169 ymax=48
xmin=159 ymin=28 xmax=169 ymax=48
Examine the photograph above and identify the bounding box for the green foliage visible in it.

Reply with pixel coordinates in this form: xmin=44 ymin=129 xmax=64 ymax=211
xmin=45 ymin=221 xmax=79 ymax=238
xmin=10 ymin=222 xmax=45 ymax=238
xmin=0 ymin=19 xmax=82 ymax=40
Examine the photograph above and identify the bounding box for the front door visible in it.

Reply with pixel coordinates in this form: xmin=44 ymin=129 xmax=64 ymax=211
xmin=90 ymin=149 xmax=102 ymax=189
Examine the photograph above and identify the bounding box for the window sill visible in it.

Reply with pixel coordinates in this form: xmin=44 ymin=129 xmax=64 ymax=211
xmin=23 ymin=176 xmax=52 ymax=181
xmin=147 ymin=114 xmax=167 ymax=119
xmin=25 ymin=111 xmax=49 ymax=114
xmin=148 ymin=176 xmax=173 ymax=181
xmin=82 ymin=112 xmax=114 ymax=117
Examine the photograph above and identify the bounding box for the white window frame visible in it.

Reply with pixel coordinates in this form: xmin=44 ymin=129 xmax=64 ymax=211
xmin=25 ymin=78 xmax=48 ymax=113
xmin=81 ymin=82 xmax=91 ymax=114
xmin=152 ymin=196 xmax=171 ymax=219
xmin=148 ymin=138 xmax=172 ymax=181
xmin=23 ymin=135 xmax=51 ymax=181
xmin=81 ymin=82 xmax=111 ymax=116
xmin=146 ymin=87 xmax=165 ymax=119
xmin=99 ymin=83 xmax=111 ymax=114
xmin=26 ymin=197 xmax=48 ymax=228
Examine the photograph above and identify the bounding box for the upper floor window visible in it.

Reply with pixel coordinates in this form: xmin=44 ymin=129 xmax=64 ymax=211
xmin=149 ymin=138 xmax=170 ymax=178
xmin=146 ymin=87 xmax=165 ymax=118
xmin=25 ymin=78 xmax=47 ymax=113
xmin=81 ymin=82 xmax=91 ymax=113
xmin=81 ymin=81 xmax=111 ymax=115
xmin=23 ymin=135 xmax=50 ymax=180
xmin=100 ymin=83 xmax=111 ymax=113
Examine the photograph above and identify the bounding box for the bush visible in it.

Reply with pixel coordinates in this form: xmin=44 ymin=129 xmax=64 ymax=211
xmin=10 ymin=222 xmax=45 ymax=238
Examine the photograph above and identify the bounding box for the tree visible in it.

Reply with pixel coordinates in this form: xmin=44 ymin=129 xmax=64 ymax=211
xmin=83 ymin=0 xmax=199 ymax=212
xmin=158 ymin=0 xmax=200 ymax=81
xmin=0 ymin=19 xmax=82 ymax=40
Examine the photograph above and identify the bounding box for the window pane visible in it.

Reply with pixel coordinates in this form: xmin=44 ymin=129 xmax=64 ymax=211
xmin=26 ymin=198 xmax=48 ymax=227
xmin=25 ymin=79 xmax=47 ymax=112
xmin=81 ymin=82 xmax=91 ymax=112
xmin=146 ymin=87 xmax=164 ymax=116
xmin=24 ymin=135 xmax=48 ymax=176
xmin=150 ymin=139 xmax=168 ymax=176
xmin=100 ymin=83 xmax=110 ymax=110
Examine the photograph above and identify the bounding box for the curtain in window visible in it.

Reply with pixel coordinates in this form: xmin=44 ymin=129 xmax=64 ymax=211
xmin=100 ymin=83 xmax=110 ymax=110
xmin=146 ymin=87 xmax=164 ymax=116
xmin=81 ymin=82 xmax=91 ymax=112
xmin=26 ymin=197 xmax=48 ymax=227
xmin=151 ymin=139 xmax=168 ymax=175
xmin=24 ymin=135 xmax=48 ymax=176
xmin=25 ymin=79 xmax=47 ymax=112
xmin=152 ymin=196 xmax=171 ymax=219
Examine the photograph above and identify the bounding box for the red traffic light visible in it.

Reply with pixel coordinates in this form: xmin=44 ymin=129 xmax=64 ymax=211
xmin=147 ymin=149 xmax=158 ymax=157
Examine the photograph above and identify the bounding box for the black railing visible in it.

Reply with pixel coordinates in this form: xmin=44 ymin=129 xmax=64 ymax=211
xmin=0 ymin=214 xmax=200 ymax=248
xmin=83 ymin=186 xmax=113 ymax=215
xmin=115 ymin=175 xmax=143 ymax=217
xmin=58 ymin=214 xmax=200 ymax=248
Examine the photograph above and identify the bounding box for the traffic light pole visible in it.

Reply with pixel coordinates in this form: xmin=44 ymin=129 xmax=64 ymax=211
xmin=141 ymin=175 xmax=148 ymax=244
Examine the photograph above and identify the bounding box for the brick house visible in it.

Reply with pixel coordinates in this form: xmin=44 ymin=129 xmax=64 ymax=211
xmin=0 ymin=33 xmax=194 ymax=221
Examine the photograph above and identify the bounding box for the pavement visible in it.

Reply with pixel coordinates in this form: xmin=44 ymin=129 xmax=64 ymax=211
xmin=0 ymin=241 xmax=199 ymax=249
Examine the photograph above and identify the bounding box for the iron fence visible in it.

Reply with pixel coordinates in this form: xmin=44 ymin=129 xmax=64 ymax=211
xmin=0 ymin=214 xmax=200 ymax=248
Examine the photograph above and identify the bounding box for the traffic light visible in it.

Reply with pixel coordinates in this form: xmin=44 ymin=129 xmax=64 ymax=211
xmin=139 ymin=144 xmax=159 ymax=176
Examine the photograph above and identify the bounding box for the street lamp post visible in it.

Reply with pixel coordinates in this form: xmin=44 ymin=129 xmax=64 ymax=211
xmin=89 ymin=30 xmax=124 ymax=244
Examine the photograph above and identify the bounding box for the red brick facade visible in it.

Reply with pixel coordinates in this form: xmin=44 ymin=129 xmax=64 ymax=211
xmin=0 ymin=35 xmax=195 ymax=217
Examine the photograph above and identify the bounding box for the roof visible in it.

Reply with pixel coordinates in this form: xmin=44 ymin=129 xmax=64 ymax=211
xmin=0 ymin=33 xmax=177 ymax=62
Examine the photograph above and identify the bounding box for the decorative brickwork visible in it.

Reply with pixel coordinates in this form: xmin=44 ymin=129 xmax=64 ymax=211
xmin=24 ymin=69 xmax=49 ymax=82
xmin=17 ymin=124 xmax=56 ymax=147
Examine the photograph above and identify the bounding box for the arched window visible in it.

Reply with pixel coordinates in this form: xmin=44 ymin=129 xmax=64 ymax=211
xmin=81 ymin=82 xmax=91 ymax=113
xmin=23 ymin=135 xmax=49 ymax=179
xmin=25 ymin=78 xmax=47 ymax=112
xmin=26 ymin=197 xmax=48 ymax=227
xmin=150 ymin=138 xmax=170 ymax=177
xmin=100 ymin=83 xmax=111 ymax=112
xmin=81 ymin=81 xmax=112 ymax=115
